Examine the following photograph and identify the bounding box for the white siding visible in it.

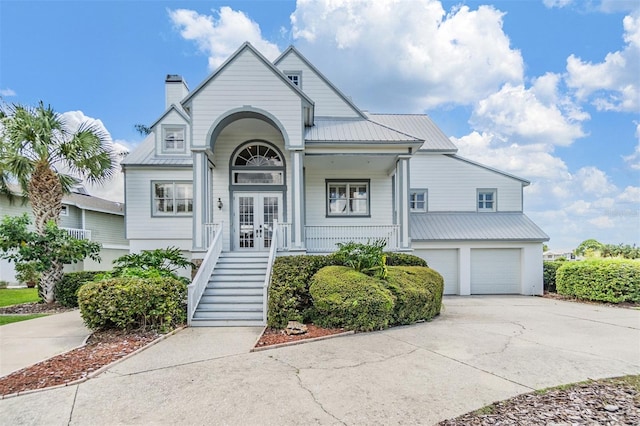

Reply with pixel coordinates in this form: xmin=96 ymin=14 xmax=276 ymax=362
xmin=276 ymin=53 xmax=361 ymax=118
xmin=189 ymin=49 xmax=304 ymax=149
xmin=410 ymin=154 xmax=523 ymax=212
xmin=305 ymin=168 xmax=392 ymax=226
xmin=125 ymin=168 xmax=193 ymax=240
xmin=470 ymin=248 xmax=521 ymax=294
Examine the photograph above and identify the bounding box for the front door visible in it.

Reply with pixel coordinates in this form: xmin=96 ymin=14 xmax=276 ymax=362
xmin=234 ymin=192 xmax=283 ymax=251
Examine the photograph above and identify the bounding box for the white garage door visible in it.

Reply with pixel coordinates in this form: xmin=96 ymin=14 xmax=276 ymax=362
xmin=414 ymin=249 xmax=459 ymax=295
xmin=471 ymin=249 xmax=521 ymax=294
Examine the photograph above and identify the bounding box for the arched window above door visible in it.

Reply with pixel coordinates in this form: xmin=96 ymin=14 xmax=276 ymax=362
xmin=231 ymin=141 xmax=285 ymax=185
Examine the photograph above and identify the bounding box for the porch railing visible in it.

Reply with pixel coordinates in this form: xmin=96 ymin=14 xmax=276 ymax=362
xmin=275 ymin=222 xmax=292 ymax=251
xmin=61 ymin=227 xmax=91 ymax=240
xmin=188 ymin=221 xmax=223 ymax=325
xmin=304 ymin=225 xmax=400 ymax=253
xmin=263 ymin=220 xmax=279 ymax=324
xmin=203 ymin=223 xmax=220 ymax=248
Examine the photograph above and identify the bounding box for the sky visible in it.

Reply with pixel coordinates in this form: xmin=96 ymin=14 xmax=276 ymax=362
xmin=0 ymin=0 xmax=638 ymax=250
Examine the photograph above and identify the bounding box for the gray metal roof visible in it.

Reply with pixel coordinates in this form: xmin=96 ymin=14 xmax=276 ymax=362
xmin=120 ymin=134 xmax=192 ymax=167
xmin=367 ymin=114 xmax=458 ymax=152
xmin=64 ymin=192 xmax=124 ymax=215
xmin=411 ymin=213 xmax=549 ymax=242
xmin=305 ymin=118 xmax=423 ymax=143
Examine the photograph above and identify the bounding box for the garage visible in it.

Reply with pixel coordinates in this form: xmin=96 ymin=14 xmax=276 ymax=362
xmin=470 ymin=248 xmax=521 ymax=294
xmin=414 ymin=249 xmax=459 ymax=295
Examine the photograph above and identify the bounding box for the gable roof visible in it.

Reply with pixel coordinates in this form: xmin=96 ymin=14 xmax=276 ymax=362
xmin=305 ymin=117 xmax=423 ymax=144
xmin=367 ymin=113 xmax=457 ymax=152
xmin=411 ymin=212 xmax=549 ymax=242
xmin=274 ymin=46 xmax=366 ymax=119
xmin=4 ymin=184 xmax=124 ymax=215
xmin=447 ymin=154 xmax=530 ymax=186
xmin=119 ymin=133 xmax=192 ymax=167
xmin=149 ymin=104 xmax=190 ymax=129
xmin=181 ymin=42 xmax=315 ymax=110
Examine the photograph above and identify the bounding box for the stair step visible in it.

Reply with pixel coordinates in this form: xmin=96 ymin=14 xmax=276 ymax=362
xmin=190 ymin=319 xmax=264 ymax=327
xmin=207 ymin=282 xmax=263 ymax=289
xmin=204 ymin=287 xmax=262 ymax=296
xmin=199 ymin=295 xmax=262 ymax=304
xmin=214 ymin=268 xmax=267 ymax=275
xmin=196 ymin=304 xmax=262 ymax=312
xmin=193 ymin=310 xmax=263 ymax=320
xmin=219 ymin=252 xmax=269 ymax=259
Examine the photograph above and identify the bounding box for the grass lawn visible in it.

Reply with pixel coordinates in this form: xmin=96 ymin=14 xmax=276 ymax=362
xmin=0 ymin=314 xmax=48 ymax=326
xmin=0 ymin=288 xmax=40 ymax=307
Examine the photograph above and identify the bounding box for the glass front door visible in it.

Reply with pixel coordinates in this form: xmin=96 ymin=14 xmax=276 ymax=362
xmin=234 ymin=192 xmax=282 ymax=250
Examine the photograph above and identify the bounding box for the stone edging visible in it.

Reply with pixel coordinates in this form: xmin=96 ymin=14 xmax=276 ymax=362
xmin=250 ymin=330 xmax=355 ymax=352
xmin=1 ymin=326 xmax=186 ymax=399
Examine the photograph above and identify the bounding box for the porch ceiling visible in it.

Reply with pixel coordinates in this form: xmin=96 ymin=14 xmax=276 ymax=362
xmin=304 ymin=153 xmax=398 ymax=170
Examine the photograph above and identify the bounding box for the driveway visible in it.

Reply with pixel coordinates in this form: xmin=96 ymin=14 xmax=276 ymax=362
xmin=1 ymin=296 xmax=639 ymax=425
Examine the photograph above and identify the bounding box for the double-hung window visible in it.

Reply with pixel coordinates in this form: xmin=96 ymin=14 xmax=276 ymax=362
xmin=327 ymin=181 xmax=370 ymax=217
xmin=163 ymin=127 xmax=186 ymax=153
xmin=409 ymin=189 xmax=427 ymax=212
xmin=153 ymin=182 xmax=193 ymax=215
xmin=477 ymin=189 xmax=496 ymax=212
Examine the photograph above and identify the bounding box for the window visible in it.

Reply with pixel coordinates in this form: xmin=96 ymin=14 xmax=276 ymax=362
xmin=153 ymin=182 xmax=193 ymax=215
xmin=409 ymin=190 xmax=427 ymax=212
xmin=326 ymin=181 xmax=370 ymax=217
xmin=477 ymin=189 xmax=496 ymax=212
xmin=285 ymin=71 xmax=302 ymax=88
xmin=163 ymin=127 xmax=185 ymax=153
xmin=60 ymin=205 xmax=69 ymax=216
xmin=231 ymin=142 xmax=284 ymax=185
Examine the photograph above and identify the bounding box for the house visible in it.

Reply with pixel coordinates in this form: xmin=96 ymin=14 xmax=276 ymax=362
xmin=543 ymin=250 xmax=576 ymax=261
xmin=0 ymin=186 xmax=128 ymax=284
xmin=121 ymin=42 xmax=548 ymax=326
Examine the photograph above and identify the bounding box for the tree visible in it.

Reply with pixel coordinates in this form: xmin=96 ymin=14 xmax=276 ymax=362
xmin=0 ymin=215 xmax=101 ymax=303
xmin=0 ymin=101 xmax=116 ymax=302
xmin=574 ymin=239 xmax=604 ymax=257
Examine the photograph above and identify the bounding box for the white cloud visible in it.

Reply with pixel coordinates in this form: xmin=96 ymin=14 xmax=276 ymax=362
xmin=565 ymin=12 xmax=640 ymax=112
xmin=290 ymin=0 xmax=524 ymax=110
xmin=622 ymin=121 xmax=640 ymax=170
xmin=0 ymin=88 xmax=16 ymax=97
xmin=588 ymin=215 xmax=615 ymax=228
xmin=543 ymin=0 xmax=574 ymax=8
xmin=574 ymin=166 xmax=617 ymax=196
xmin=618 ymin=186 xmax=640 ymax=202
xmin=169 ymin=6 xmax=281 ymax=70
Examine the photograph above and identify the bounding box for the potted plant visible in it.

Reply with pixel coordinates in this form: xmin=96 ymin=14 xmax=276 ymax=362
xmin=15 ymin=262 xmax=41 ymax=288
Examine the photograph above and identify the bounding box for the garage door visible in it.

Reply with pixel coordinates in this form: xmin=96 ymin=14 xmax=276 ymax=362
xmin=470 ymin=249 xmax=520 ymax=294
xmin=414 ymin=249 xmax=459 ymax=295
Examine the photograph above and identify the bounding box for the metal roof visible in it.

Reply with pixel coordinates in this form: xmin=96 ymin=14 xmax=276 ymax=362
xmin=411 ymin=213 xmax=549 ymax=242
xmin=305 ymin=118 xmax=423 ymax=143
xmin=120 ymin=134 xmax=192 ymax=167
xmin=64 ymin=192 xmax=124 ymax=215
xmin=367 ymin=114 xmax=458 ymax=152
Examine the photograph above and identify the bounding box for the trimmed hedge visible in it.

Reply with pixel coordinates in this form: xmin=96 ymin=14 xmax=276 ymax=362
xmin=543 ymin=261 xmax=563 ymax=293
xmin=385 ymin=253 xmax=428 ymax=267
xmin=310 ymin=266 xmax=394 ymax=331
xmin=383 ymin=266 xmax=443 ymax=324
xmin=77 ymin=276 xmax=187 ymax=331
xmin=556 ymin=259 xmax=640 ymax=303
xmin=55 ymin=271 xmax=108 ymax=308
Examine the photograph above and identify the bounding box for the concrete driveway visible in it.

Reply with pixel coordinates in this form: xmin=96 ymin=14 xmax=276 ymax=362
xmin=1 ymin=296 xmax=639 ymax=425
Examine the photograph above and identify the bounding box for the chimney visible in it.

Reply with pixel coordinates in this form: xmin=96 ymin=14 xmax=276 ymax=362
xmin=165 ymin=74 xmax=189 ymax=109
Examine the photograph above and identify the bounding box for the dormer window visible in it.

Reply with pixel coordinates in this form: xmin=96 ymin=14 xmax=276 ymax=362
xmin=285 ymin=71 xmax=302 ymax=88
xmin=162 ymin=126 xmax=186 ymax=153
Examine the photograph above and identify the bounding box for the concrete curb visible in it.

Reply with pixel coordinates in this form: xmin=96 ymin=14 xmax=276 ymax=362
xmin=250 ymin=330 xmax=355 ymax=352
xmin=1 ymin=326 xmax=186 ymax=400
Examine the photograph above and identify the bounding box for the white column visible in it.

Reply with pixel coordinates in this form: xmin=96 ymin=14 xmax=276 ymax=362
xmin=396 ymin=155 xmax=411 ymax=249
xmin=290 ymin=150 xmax=305 ymax=249
xmin=192 ymin=150 xmax=209 ymax=251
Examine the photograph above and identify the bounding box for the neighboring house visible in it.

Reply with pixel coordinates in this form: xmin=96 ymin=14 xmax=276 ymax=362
xmin=543 ymin=251 xmax=577 ymax=261
xmin=0 ymin=186 xmax=128 ymax=284
xmin=121 ymin=43 xmax=548 ymax=325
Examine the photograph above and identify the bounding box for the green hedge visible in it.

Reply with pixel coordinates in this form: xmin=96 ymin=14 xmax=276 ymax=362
xmin=55 ymin=271 xmax=108 ymax=308
xmin=310 ymin=266 xmax=394 ymax=331
xmin=383 ymin=266 xmax=443 ymax=324
xmin=385 ymin=253 xmax=428 ymax=267
xmin=543 ymin=261 xmax=563 ymax=293
xmin=556 ymin=259 xmax=640 ymax=303
xmin=77 ymin=276 xmax=187 ymax=331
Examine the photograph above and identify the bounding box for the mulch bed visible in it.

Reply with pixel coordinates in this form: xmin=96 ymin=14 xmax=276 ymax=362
xmin=254 ymin=324 xmax=346 ymax=348
xmin=0 ymin=302 xmax=73 ymax=315
xmin=542 ymin=292 xmax=640 ymax=309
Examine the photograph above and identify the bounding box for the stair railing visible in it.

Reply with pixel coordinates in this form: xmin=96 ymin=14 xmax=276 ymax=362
xmin=263 ymin=220 xmax=278 ymax=324
xmin=188 ymin=221 xmax=223 ymax=325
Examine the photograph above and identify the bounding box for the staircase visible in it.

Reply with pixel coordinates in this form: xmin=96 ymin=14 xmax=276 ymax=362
xmin=191 ymin=251 xmax=268 ymax=327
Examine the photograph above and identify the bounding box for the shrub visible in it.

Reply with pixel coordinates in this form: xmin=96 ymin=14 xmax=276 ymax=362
xmin=55 ymin=271 xmax=108 ymax=308
xmin=385 ymin=252 xmax=428 ymax=267
xmin=77 ymin=276 xmax=187 ymax=331
xmin=543 ymin=261 xmax=563 ymax=293
xmin=310 ymin=266 xmax=394 ymax=331
xmin=383 ymin=266 xmax=443 ymax=324
xmin=331 ymin=240 xmax=387 ymax=278
xmin=556 ymin=259 xmax=640 ymax=303
xmin=113 ymin=247 xmax=193 ymax=277
xmin=267 ymin=255 xmax=336 ymax=328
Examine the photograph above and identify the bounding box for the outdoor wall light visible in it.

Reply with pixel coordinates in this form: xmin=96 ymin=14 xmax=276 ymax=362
xmin=217 ymin=198 xmax=223 ymax=210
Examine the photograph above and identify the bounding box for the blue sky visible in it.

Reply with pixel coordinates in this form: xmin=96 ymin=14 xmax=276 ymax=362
xmin=1 ymin=0 xmax=638 ymax=250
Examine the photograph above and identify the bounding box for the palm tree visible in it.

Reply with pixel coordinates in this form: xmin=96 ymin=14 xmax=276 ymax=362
xmin=0 ymin=101 xmax=116 ymax=302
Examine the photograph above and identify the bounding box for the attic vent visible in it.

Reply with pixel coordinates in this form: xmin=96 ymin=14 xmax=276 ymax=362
xmin=284 ymin=71 xmax=302 ymax=88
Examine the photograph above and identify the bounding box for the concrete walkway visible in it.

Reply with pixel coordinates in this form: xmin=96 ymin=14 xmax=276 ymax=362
xmin=0 ymin=310 xmax=90 ymax=377
xmin=1 ymin=296 xmax=639 ymax=425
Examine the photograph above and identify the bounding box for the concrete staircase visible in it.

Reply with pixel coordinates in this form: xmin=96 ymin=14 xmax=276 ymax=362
xmin=191 ymin=251 xmax=268 ymax=327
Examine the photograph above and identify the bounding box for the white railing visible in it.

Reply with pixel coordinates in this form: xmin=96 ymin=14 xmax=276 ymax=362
xmin=263 ymin=220 xmax=279 ymax=324
xmin=204 ymin=223 xmax=220 ymax=248
xmin=276 ymin=222 xmax=292 ymax=251
xmin=61 ymin=227 xmax=91 ymax=240
xmin=304 ymin=225 xmax=400 ymax=253
xmin=188 ymin=221 xmax=223 ymax=325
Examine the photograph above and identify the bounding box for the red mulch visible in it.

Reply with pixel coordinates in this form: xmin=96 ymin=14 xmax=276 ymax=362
xmin=254 ymin=324 xmax=346 ymax=348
